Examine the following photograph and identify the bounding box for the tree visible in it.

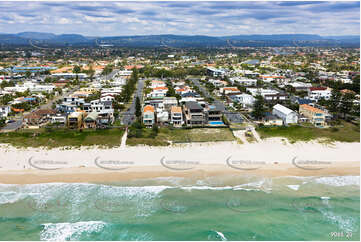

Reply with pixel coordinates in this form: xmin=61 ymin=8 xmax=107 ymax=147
xmin=25 ymin=71 xmax=31 ymax=79
xmin=88 ymin=66 xmax=95 ymax=81
xmin=135 ymin=96 xmax=141 ymax=119
xmin=73 ymin=65 xmax=81 ymax=74
xmin=102 ymin=64 xmax=113 ymax=77
xmin=340 ymin=93 xmax=355 ymax=119
xmin=327 ymin=89 xmax=341 ymax=119
xmin=251 ymin=95 xmax=265 ymax=120
xmin=0 ymin=94 xmax=13 ymax=105
xmin=73 ymin=65 xmax=81 ymax=84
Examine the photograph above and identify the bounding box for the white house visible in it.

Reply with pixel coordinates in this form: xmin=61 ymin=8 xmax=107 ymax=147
xmin=0 ymin=105 xmax=11 ymax=118
xmin=207 ymin=67 xmax=226 ymax=77
xmin=90 ymin=100 xmax=114 ymax=115
xmin=308 ymin=87 xmax=332 ymax=101
xmin=272 ymin=104 xmax=298 ymax=125
xmin=229 ymin=77 xmax=257 ymax=86
xmin=229 ymin=94 xmax=255 ymax=107
xmin=147 ymin=87 xmax=168 ymax=98
xmin=100 ymin=95 xmax=115 ymax=102
xmin=151 ymin=80 xmax=166 ymax=89
xmin=209 ymin=79 xmax=227 ymax=87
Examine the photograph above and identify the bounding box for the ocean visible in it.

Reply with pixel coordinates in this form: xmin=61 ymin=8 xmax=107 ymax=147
xmin=0 ymin=175 xmax=359 ymax=241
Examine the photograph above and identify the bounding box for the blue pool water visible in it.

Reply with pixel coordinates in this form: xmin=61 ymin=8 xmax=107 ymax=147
xmin=209 ymin=121 xmax=224 ymax=125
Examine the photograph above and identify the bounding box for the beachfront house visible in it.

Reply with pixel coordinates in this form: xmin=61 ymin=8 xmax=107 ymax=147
xmin=170 ymin=106 xmax=183 ymax=127
xmin=67 ymin=111 xmax=84 ymax=129
xmin=143 ymin=105 xmax=155 ymax=127
xmin=272 ymin=104 xmax=298 ymax=125
xmin=299 ymin=104 xmax=326 ymax=127
xmin=183 ymin=101 xmax=205 ymax=127
xmin=84 ymin=111 xmax=99 ymax=129
xmin=263 ymin=112 xmax=283 ymax=126
xmin=51 ymin=114 xmax=67 ymax=126
xmin=206 ymin=105 xmax=223 ymax=124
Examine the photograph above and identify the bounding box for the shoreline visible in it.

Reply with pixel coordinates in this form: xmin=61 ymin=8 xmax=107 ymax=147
xmin=0 ymin=163 xmax=359 ymax=185
xmin=1 ymin=138 xmax=359 ymax=184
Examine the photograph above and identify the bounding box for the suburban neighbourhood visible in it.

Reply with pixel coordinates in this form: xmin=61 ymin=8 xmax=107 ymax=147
xmin=0 ymin=46 xmax=359 ymax=147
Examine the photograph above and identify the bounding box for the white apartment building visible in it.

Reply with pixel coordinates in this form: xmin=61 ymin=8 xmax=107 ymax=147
xmin=272 ymin=104 xmax=298 ymax=125
xmin=4 ymin=81 xmax=55 ymax=93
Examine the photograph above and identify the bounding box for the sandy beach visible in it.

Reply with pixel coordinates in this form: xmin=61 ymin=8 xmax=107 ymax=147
xmin=0 ymin=138 xmax=359 ymax=184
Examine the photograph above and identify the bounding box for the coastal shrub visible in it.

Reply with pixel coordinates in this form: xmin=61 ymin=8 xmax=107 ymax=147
xmin=135 ymin=129 xmax=143 ymax=138
xmin=330 ymin=127 xmax=339 ymax=132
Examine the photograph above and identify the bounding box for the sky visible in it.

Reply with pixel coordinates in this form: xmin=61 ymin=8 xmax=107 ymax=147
xmin=0 ymin=1 xmax=359 ymax=36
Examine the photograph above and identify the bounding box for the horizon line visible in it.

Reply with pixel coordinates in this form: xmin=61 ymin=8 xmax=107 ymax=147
xmin=2 ymin=32 xmax=360 ymax=38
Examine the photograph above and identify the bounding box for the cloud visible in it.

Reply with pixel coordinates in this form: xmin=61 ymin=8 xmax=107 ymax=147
xmin=0 ymin=1 xmax=358 ymax=36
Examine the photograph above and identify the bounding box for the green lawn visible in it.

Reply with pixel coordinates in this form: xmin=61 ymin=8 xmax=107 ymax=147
xmin=257 ymin=121 xmax=360 ymax=143
xmin=126 ymin=127 xmax=235 ymax=146
xmin=0 ymin=128 xmax=125 ymax=148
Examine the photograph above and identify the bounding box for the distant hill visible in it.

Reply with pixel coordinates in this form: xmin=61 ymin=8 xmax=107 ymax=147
xmin=17 ymin=32 xmax=57 ymax=40
xmin=0 ymin=32 xmax=359 ymax=48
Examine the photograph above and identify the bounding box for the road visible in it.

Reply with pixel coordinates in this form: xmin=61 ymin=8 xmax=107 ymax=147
xmin=1 ymin=87 xmax=77 ymax=132
xmin=105 ymin=69 xmax=119 ymax=81
xmin=1 ymin=118 xmax=23 ymax=132
xmin=190 ymin=78 xmax=256 ymax=125
xmin=189 ymin=78 xmax=225 ymax=112
xmin=121 ymin=78 xmax=144 ymax=126
xmin=37 ymin=87 xmax=77 ymax=110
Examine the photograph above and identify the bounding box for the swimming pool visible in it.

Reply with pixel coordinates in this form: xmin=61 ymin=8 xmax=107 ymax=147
xmin=209 ymin=121 xmax=224 ymax=125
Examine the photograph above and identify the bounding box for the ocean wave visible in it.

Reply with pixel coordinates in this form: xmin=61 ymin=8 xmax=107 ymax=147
xmin=215 ymin=231 xmax=227 ymax=241
xmin=180 ymin=178 xmax=272 ymax=193
xmin=0 ymin=191 xmax=24 ymax=205
xmin=276 ymin=175 xmax=360 ymax=188
xmin=40 ymin=221 xmax=106 ymax=241
xmin=321 ymin=211 xmax=356 ymax=233
xmin=208 ymin=230 xmax=228 ymax=241
xmin=0 ymin=191 xmax=40 ymax=205
xmin=313 ymin=176 xmax=360 ymax=187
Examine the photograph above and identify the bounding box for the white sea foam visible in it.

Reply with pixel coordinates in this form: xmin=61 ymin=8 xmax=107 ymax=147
xmin=40 ymin=221 xmax=106 ymax=241
xmin=0 ymin=191 xmax=24 ymax=204
xmin=287 ymin=185 xmax=300 ymax=191
xmin=214 ymin=231 xmax=227 ymax=241
xmin=181 ymin=185 xmax=234 ymax=191
xmin=179 ymin=178 xmax=272 ymax=192
xmin=313 ymin=176 xmax=360 ymax=187
xmin=321 ymin=211 xmax=355 ymax=233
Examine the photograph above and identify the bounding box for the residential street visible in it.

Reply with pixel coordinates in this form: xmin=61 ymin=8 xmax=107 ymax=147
xmin=121 ymin=78 xmax=144 ymax=126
